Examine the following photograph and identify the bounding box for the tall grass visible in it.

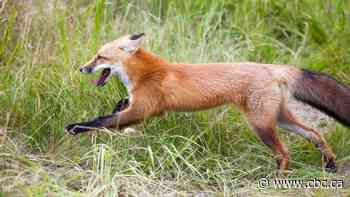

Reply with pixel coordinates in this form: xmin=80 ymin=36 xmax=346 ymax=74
xmin=1 ymin=0 xmax=350 ymax=195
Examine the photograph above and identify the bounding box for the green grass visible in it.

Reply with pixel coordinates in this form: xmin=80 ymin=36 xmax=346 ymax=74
xmin=1 ymin=0 xmax=350 ymax=196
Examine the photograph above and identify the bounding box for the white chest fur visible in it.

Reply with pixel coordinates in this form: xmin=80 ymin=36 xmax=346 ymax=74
xmin=112 ymin=65 xmax=133 ymax=102
xmin=94 ymin=63 xmax=133 ymax=102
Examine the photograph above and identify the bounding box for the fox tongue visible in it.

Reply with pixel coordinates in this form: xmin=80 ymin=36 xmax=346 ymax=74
xmin=90 ymin=79 xmax=102 ymax=86
xmin=90 ymin=68 xmax=111 ymax=87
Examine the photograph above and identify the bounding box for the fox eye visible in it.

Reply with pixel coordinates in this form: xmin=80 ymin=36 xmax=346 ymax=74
xmin=97 ymin=55 xmax=107 ymax=59
xmin=95 ymin=55 xmax=108 ymax=64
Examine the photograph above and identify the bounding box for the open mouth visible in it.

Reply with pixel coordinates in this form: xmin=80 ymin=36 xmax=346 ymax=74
xmin=91 ymin=68 xmax=111 ymax=87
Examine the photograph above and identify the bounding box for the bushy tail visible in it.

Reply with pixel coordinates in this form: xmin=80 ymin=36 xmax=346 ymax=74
xmin=292 ymin=69 xmax=350 ymax=127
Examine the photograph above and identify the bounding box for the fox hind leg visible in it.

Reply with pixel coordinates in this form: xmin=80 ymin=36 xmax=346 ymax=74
xmin=278 ymin=108 xmax=337 ymax=172
xmin=245 ymin=105 xmax=290 ymax=172
xmin=248 ymin=121 xmax=291 ymax=173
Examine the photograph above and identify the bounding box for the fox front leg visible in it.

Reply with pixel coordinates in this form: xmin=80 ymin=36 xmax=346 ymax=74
xmin=65 ymin=98 xmax=129 ymax=135
xmin=65 ymin=96 xmax=160 ymax=135
xmin=65 ymin=103 xmax=154 ymax=135
xmin=65 ymin=114 xmax=116 ymax=135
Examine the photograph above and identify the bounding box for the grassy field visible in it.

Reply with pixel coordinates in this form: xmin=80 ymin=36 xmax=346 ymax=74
xmin=1 ymin=0 xmax=350 ymax=196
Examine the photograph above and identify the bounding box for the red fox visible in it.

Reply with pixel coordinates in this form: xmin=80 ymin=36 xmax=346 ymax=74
xmin=65 ymin=33 xmax=350 ymax=173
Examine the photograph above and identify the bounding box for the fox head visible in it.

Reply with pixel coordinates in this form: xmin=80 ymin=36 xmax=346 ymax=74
xmin=79 ymin=33 xmax=145 ymax=87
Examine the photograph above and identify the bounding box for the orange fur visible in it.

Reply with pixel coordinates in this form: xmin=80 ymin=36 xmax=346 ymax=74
xmin=66 ymin=34 xmax=350 ymax=173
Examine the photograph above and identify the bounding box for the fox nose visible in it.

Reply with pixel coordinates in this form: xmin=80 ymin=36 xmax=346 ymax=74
xmin=79 ymin=67 xmax=93 ymax=73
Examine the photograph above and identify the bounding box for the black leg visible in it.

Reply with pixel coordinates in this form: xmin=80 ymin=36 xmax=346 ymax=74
xmin=65 ymin=114 xmax=116 ymax=135
xmin=65 ymin=98 xmax=129 ymax=135
xmin=112 ymin=98 xmax=129 ymax=114
xmin=325 ymin=158 xmax=337 ymax=173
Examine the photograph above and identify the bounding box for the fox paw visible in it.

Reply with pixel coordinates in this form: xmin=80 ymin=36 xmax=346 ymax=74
xmin=325 ymin=159 xmax=337 ymax=173
xmin=64 ymin=124 xmax=90 ymax=135
xmin=123 ymin=127 xmax=142 ymax=135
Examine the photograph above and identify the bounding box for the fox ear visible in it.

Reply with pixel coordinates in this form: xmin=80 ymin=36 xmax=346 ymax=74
xmin=130 ymin=33 xmax=145 ymax=40
xmin=119 ymin=33 xmax=145 ymax=53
